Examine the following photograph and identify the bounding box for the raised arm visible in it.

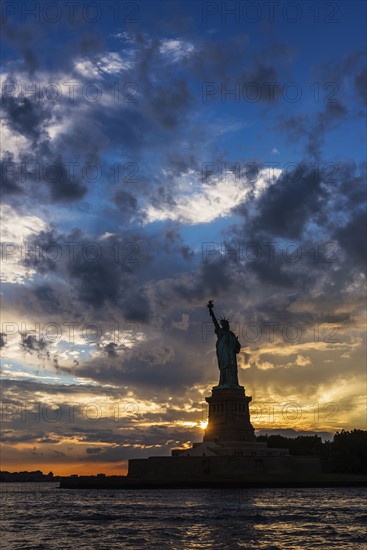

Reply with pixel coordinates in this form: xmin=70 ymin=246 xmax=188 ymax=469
xmin=207 ymin=300 xmax=219 ymax=330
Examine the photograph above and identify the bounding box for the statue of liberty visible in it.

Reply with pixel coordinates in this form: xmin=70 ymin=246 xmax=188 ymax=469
xmin=207 ymin=300 xmax=241 ymax=387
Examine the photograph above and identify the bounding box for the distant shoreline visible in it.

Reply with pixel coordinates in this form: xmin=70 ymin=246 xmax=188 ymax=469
xmin=58 ymin=474 xmax=367 ymax=489
xmin=2 ymin=476 xmax=367 ymax=489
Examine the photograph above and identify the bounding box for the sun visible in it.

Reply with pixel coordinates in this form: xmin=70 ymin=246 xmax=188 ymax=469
xmin=200 ymin=420 xmax=208 ymax=430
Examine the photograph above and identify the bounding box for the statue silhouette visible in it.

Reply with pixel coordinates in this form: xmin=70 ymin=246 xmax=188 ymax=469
xmin=207 ymin=300 xmax=241 ymax=387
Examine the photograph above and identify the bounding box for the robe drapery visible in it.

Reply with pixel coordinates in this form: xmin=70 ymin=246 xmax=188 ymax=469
xmin=215 ymin=327 xmax=241 ymax=387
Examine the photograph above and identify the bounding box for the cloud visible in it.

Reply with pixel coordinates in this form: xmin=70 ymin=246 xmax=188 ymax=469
xmin=295 ymin=355 xmax=311 ymax=367
xmin=354 ymin=67 xmax=367 ymax=105
xmin=159 ymin=38 xmax=195 ymax=62
xmin=1 ymin=20 xmax=40 ymax=74
xmin=0 ymin=204 xmax=48 ymax=283
xmin=86 ymin=447 xmax=103 ymax=455
xmin=144 ymin=167 xmax=280 ymax=224
xmin=277 ymin=101 xmax=348 ymax=160
xmin=251 ymin=164 xmax=326 ymax=239
xmin=172 ymin=313 xmax=190 ymax=331
xmin=2 ymin=90 xmax=53 ymax=141
xmin=333 ymin=205 xmax=366 ymax=267
xmin=74 ymin=52 xmax=132 ymax=79
xmin=20 ymin=332 xmax=50 ymax=359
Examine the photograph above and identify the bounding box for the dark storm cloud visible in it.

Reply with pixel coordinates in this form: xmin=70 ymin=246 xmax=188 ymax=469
xmin=20 ymin=228 xmax=152 ymax=320
xmin=252 ymin=165 xmax=326 ymax=239
xmin=39 ymin=156 xmax=87 ymax=202
xmin=101 ymin=342 xmax=119 ymax=358
xmin=312 ymin=51 xmax=366 ymax=97
xmin=1 ymin=90 xmax=90 ymax=204
xmin=233 ymin=163 xmax=329 ymax=240
xmin=165 ymin=152 xmax=200 ymax=176
xmin=307 ymin=100 xmax=348 ymax=158
xmin=240 ymin=42 xmax=297 ymax=104
xmin=0 ymin=333 xmax=6 ymax=348
xmin=187 ymin=37 xmax=296 ymax=104
xmin=247 ymin=260 xmax=299 ymax=289
xmin=149 ymin=185 xmax=177 ymax=210
xmin=67 ymin=249 xmax=134 ymax=310
xmin=147 ymin=79 xmax=192 ymax=129
xmin=114 ymin=190 xmax=138 ymax=214
xmin=333 ymin=208 xmax=367 ymax=267
xmin=11 ymin=149 xmax=81 ymax=205
xmin=276 ymin=113 xmax=308 ymax=146
xmin=122 ymin=288 xmax=151 ymax=323
xmin=86 ymin=447 xmax=103 ymax=455
xmin=56 ymin=114 xmax=109 ymax=160
xmin=32 ymin=285 xmax=62 ymax=314
xmin=159 ymin=225 xmax=194 ymax=260
xmin=2 ymin=91 xmax=52 ymax=141
xmin=239 ymin=63 xmax=282 ymax=104
xmin=283 ymin=51 xmax=366 ymax=157
xmin=173 ymin=261 xmax=237 ymax=304
xmin=20 ymin=332 xmax=50 ymax=359
xmin=320 ymin=163 xmax=366 ymax=268
xmin=0 ymin=153 xmax=23 ymax=196
xmin=336 ymin=164 xmax=367 ymax=209
xmin=277 ymin=100 xmax=348 ymax=159
xmin=22 ymin=229 xmax=63 ymax=275
xmin=354 ymin=67 xmax=367 ymax=105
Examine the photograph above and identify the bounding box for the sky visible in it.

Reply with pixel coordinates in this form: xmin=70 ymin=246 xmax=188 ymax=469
xmin=0 ymin=0 xmax=366 ymax=476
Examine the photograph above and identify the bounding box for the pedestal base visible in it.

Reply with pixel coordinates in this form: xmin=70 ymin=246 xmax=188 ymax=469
xmin=204 ymin=386 xmax=256 ymax=442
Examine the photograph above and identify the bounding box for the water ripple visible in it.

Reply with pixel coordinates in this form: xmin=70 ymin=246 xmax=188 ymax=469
xmin=1 ymin=485 xmax=366 ymax=549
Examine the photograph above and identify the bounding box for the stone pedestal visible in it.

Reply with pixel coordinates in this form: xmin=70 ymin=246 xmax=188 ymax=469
xmin=204 ymin=386 xmax=256 ymax=442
